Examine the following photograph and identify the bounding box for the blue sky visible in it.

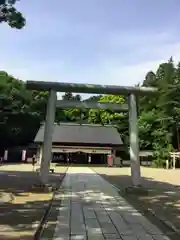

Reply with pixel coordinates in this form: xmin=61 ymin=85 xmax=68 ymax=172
xmin=1 ymin=0 xmax=180 ymax=90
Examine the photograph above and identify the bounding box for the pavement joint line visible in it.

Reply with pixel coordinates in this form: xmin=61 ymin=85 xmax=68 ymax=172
xmin=34 ymin=167 xmax=69 ymax=240
xmin=147 ymin=208 xmax=180 ymax=236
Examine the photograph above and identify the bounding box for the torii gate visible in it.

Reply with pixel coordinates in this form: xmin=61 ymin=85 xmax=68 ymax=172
xmin=26 ymin=81 xmax=157 ymax=186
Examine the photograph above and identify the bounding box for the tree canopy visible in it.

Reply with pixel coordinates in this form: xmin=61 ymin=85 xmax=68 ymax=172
xmin=1 ymin=58 xmax=180 ymax=167
xmin=0 ymin=0 xmax=25 ymax=29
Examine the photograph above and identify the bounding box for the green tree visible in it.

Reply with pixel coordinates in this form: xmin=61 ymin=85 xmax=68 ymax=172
xmin=138 ymin=109 xmax=157 ymax=150
xmin=62 ymin=92 xmax=74 ymax=101
xmin=87 ymin=94 xmax=128 ymax=142
xmin=0 ymin=0 xmax=25 ymax=29
xmin=88 ymin=94 xmax=125 ymax=124
xmin=59 ymin=92 xmax=83 ymax=123
xmin=139 ymin=58 xmax=180 ymax=166
xmin=143 ymin=71 xmax=156 ymax=87
xmin=84 ymin=95 xmax=102 ymax=102
xmin=0 ymin=72 xmax=48 ymax=150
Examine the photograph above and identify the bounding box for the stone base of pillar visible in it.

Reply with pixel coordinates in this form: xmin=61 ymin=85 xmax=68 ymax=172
xmin=32 ymin=182 xmax=56 ymax=193
xmin=124 ymin=185 xmax=148 ymax=195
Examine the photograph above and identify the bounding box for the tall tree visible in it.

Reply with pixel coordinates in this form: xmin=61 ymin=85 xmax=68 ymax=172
xmin=59 ymin=92 xmax=83 ymax=123
xmin=139 ymin=58 xmax=180 ymax=166
xmin=87 ymin=94 xmax=128 ymax=142
xmin=0 ymin=72 xmax=48 ymax=150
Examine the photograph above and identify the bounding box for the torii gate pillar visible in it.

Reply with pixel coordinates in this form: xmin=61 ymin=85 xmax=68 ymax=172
xmin=40 ymin=90 xmax=56 ymax=185
xmin=129 ymin=93 xmax=141 ymax=186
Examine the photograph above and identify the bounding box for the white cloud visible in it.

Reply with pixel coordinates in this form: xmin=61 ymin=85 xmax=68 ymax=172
xmin=1 ymin=23 xmax=180 ymax=90
xmin=104 ymin=31 xmax=174 ymax=48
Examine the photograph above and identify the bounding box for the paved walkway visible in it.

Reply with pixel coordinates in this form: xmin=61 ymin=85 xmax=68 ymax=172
xmin=44 ymin=167 xmax=171 ymax=240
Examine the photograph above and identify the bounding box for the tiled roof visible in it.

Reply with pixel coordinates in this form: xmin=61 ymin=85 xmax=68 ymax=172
xmin=34 ymin=123 xmax=123 ymax=146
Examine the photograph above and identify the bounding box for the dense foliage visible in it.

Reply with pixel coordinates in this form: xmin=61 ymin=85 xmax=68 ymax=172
xmin=139 ymin=58 xmax=180 ymax=166
xmin=0 ymin=0 xmax=25 ymax=29
xmin=1 ymin=58 xmax=180 ymax=166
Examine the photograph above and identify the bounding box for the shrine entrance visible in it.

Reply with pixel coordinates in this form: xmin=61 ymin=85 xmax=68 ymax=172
xmin=26 ymin=81 xmax=157 ymax=186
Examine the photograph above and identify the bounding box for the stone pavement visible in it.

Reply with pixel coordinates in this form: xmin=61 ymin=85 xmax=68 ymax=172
xmin=42 ymin=167 xmax=171 ymax=240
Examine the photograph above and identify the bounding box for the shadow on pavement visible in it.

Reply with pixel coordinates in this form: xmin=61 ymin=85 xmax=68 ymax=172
xmin=42 ymin=170 xmax=180 ymax=240
xmin=91 ymin=167 xmax=180 ymax=237
xmin=0 ymin=166 xmax=67 ymax=238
